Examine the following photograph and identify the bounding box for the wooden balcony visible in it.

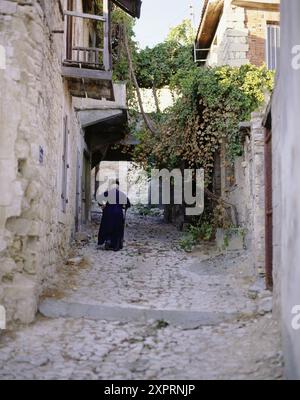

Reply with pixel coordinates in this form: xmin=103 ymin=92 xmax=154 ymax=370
xmin=62 ymin=1 xmax=114 ymax=101
xmin=62 ymin=46 xmax=114 ymax=101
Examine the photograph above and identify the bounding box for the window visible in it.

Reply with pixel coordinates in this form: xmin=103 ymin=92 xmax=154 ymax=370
xmin=266 ymin=24 xmax=280 ymax=70
xmin=61 ymin=115 xmax=69 ymax=213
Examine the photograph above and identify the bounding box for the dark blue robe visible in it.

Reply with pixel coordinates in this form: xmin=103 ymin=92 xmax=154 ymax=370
xmin=98 ymin=189 xmax=131 ymax=251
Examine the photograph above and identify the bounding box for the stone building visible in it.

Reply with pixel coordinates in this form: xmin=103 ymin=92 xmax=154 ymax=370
xmin=269 ymin=0 xmax=300 ymax=379
xmin=216 ymin=113 xmax=268 ymax=277
xmin=195 ymin=0 xmax=280 ymax=68
xmin=0 ymin=0 xmax=141 ymax=324
xmin=194 ymin=0 xmax=280 ymax=278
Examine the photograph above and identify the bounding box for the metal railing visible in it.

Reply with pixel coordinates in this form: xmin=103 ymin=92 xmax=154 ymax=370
xmin=194 ymin=47 xmax=211 ymax=63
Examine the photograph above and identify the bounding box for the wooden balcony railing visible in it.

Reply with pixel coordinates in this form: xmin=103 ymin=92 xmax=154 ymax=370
xmin=61 ymin=0 xmax=113 ymax=100
xmin=63 ymin=0 xmax=111 ymax=72
xmin=64 ymin=46 xmax=104 ymax=69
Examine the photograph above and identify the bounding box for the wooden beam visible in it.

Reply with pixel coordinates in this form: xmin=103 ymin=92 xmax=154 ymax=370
xmin=111 ymin=0 xmax=142 ymax=18
xmin=66 ymin=0 xmax=73 ymax=60
xmin=62 ymin=66 xmax=112 ymax=81
xmin=103 ymin=0 xmax=110 ymax=71
xmin=196 ymin=0 xmax=224 ymax=48
xmin=231 ymin=0 xmax=280 ymax=11
xmin=64 ymin=10 xmax=106 ymax=22
xmin=57 ymin=0 xmax=64 ymax=18
xmin=68 ymin=81 xmax=114 ymax=101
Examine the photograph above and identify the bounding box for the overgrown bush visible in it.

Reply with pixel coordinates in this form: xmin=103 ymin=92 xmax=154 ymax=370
xmin=134 ymin=204 xmax=162 ymax=217
xmin=179 ymin=221 xmax=214 ymax=252
xmin=134 ymin=64 xmax=274 ymax=175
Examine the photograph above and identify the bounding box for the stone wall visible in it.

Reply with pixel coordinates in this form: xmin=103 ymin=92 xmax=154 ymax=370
xmin=220 ymin=112 xmax=266 ymax=275
xmin=272 ymin=0 xmax=300 ymax=379
xmin=249 ymin=113 xmax=266 ymax=275
xmin=207 ymin=0 xmax=249 ymax=67
xmin=245 ymin=8 xmax=280 ymax=67
xmin=206 ymin=0 xmax=280 ymax=68
xmin=0 ymin=0 xmax=85 ymax=323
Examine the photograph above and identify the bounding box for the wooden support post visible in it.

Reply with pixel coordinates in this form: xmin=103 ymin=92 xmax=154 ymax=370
xmin=64 ymin=10 xmax=106 ymax=21
xmin=66 ymin=0 xmax=73 ymax=60
xmin=103 ymin=0 xmax=110 ymax=71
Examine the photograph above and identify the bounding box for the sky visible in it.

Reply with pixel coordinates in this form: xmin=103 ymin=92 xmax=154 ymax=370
xmin=134 ymin=0 xmax=204 ymax=49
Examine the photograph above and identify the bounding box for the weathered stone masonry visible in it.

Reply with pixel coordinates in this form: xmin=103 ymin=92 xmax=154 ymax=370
xmin=0 ymin=0 xmax=84 ymax=323
xmin=218 ymin=112 xmax=266 ymax=275
xmin=207 ymin=0 xmax=249 ymax=67
xmin=199 ymin=1 xmax=280 ymax=275
xmin=245 ymin=8 xmax=279 ymax=66
xmin=206 ymin=0 xmax=280 ymax=68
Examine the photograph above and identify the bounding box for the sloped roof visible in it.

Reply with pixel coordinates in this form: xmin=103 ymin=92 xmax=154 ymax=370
xmin=112 ymin=0 xmax=142 ymax=18
xmin=195 ymin=0 xmax=224 ymax=60
xmin=231 ymin=0 xmax=279 ymax=11
xmin=195 ymin=0 xmax=279 ymax=62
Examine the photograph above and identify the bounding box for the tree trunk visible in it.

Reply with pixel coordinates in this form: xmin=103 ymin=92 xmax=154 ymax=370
xmin=152 ymin=84 xmax=161 ymax=114
xmin=123 ymin=24 xmax=159 ymax=136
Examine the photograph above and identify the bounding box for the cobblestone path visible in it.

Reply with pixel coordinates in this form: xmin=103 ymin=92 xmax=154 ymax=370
xmin=0 ymin=211 xmax=283 ymax=380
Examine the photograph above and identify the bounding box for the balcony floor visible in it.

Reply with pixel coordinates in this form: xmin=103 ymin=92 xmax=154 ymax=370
xmin=62 ymin=64 xmax=114 ymax=101
xmin=63 ymin=59 xmax=105 ymax=70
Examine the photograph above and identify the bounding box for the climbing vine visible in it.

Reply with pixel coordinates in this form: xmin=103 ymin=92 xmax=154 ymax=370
xmin=110 ymin=18 xmax=275 ymax=236
xmin=133 ymin=64 xmax=274 ymax=177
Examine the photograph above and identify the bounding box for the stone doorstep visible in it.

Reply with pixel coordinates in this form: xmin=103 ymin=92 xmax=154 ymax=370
xmin=39 ymin=299 xmax=240 ymax=329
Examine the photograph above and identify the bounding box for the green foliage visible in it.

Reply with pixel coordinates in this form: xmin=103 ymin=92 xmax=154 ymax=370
xmin=134 ymin=204 xmax=161 ymax=217
xmin=166 ymin=19 xmax=195 ymax=45
xmin=134 ymin=20 xmax=195 ymax=91
xmin=155 ymin=320 xmax=169 ymax=329
xmin=179 ymin=232 xmax=196 ymax=252
xmin=179 ymin=221 xmax=213 ymax=252
xmin=132 ymin=38 xmax=274 ymax=233
xmin=112 ymin=19 xmax=274 ymax=234
xmin=135 ymin=42 xmax=195 ymax=90
xmin=196 ymin=222 xmax=214 ymax=241
xmin=222 ymin=227 xmax=246 ymax=250
xmin=135 ymin=63 xmax=274 ymax=173
xmin=134 ymin=19 xmax=195 ymax=90
xmin=111 ymin=6 xmax=137 ymax=83
xmin=136 ymin=42 xmax=176 ymax=89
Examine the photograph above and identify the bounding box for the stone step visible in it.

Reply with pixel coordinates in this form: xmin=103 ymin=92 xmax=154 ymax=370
xmin=39 ymin=299 xmax=239 ymax=329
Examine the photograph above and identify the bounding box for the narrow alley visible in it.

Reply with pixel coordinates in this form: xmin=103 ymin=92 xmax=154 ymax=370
xmin=0 ymin=210 xmax=282 ymax=380
xmin=3 ymin=0 xmax=300 ymax=382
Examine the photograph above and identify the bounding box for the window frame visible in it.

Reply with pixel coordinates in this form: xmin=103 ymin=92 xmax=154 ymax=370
xmin=266 ymin=22 xmax=280 ymax=71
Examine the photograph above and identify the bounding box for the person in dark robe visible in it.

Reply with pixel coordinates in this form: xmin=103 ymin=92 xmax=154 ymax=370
xmin=97 ymin=180 xmax=131 ymax=251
